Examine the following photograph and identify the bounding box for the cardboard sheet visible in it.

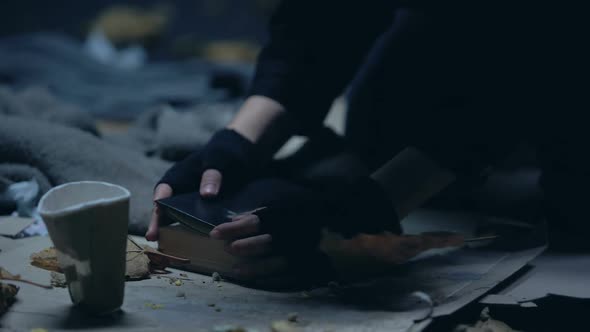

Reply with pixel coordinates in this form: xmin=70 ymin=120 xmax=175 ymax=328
xmin=0 ymin=210 xmax=544 ymax=332
xmin=485 ymin=253 xmax=590 ymax=304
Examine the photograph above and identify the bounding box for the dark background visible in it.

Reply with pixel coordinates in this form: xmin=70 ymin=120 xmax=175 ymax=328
xmin=0 ymin=0 xmax=278 ymax=59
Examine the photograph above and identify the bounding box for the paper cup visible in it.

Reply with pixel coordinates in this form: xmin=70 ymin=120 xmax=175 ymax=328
xmin=38 ymin=181 xmax=130 ymax=314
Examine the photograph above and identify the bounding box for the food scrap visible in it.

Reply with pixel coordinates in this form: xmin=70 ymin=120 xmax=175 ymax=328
xmin=50 ymin=272 xmax=67 ymax=288
xmin=145 ymin=302 xmax=164 ymax=310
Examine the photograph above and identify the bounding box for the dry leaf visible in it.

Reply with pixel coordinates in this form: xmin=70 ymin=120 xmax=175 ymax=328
xmin=0 ymin=266 xmax=51 ymax=289
xmin=31 ymin=240 xmax=152 ymax=281
xmin=30 ymin=247 xmax=61 ymax=273
xmin=321 ymin=231 xmax=464 ymax=277
xmin=126 ymin=239 xmax=150 ymax=280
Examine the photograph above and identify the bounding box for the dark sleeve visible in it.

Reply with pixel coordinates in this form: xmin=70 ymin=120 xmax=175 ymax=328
xmin=249 ymin=0 xmax=396 ymax=134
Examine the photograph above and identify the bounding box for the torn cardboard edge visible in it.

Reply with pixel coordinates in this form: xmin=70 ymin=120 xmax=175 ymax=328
xmin=481 ymin=252 xmax=590 ymax=305
xmin=433 ymin=246 xmax=546 ymax=317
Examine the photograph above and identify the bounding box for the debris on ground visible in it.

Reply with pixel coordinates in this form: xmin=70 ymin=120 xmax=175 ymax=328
xmin=0 ymin=282 xmax=19 ymax=314
xmin=30 ymin=247 xmax=61 ymax=273
xmin=270 ymin=320 xmax=301 ymax=332
xmin=50 ymin=272 xmax=67 ymax=288
xmin=215 ymin=307 xmax=222 ymax=312
xmin=287 ymin=312 xmax=298 ymax=322
xmin=176 ymin=290 xmax=185 ymax=298
xmin=0 ymin=267 xmax=51 ymax=289
xmin=31 ymin=241 xmax=152 ymax=281
xmin=212 ymin=272 xmax=222 ymax=282
xmin=453 ymin=307 xmax=522 ymax=332
xmin=145 ymin=302 xmax=164 ymax=310
xmin=179 ymin=273 xmax=188 ymax=278
xmin=208 ymin=302 xmax=216 ymax=307
xmin=173 ymin=279 xmax=183 ymax=286
xmin=126 ymin=239 xmax=151 ymax=280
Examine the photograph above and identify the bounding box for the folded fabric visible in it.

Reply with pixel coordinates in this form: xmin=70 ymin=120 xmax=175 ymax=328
xmin=0 ymin=33 xmax=252 ymax=120
xmin=0 ymin=114 xmax=170 ymax=234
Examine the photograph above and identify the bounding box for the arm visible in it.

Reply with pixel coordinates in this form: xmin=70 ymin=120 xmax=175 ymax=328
xmin=249 ymin=0 xmax=396 ymax=135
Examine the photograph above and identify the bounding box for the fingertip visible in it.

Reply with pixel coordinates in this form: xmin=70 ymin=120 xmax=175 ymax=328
xmin=200 ymin=185 xmax=218 ymax=197
xmin=145 ymin=227 xmax=158 ymax=241
xmin=210 ymin=228 xmax=222 ymax=239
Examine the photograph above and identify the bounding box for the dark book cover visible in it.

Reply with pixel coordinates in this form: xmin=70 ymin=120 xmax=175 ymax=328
xmin=155 ymin=178 xmax=306 ymax=235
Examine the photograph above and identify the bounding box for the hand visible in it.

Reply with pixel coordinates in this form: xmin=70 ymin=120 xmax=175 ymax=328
xmin=207 ymin=176 xmax=401 ymax=283
xmin=210 ymin=213 xmax=328 ymax=286
xmin=210 ymin=214 xmax=289 ymax=280
xmin=145 ymin=129 xmax=260 ymax=241
xmin=145 ymin=183 xmax=173 ymax=241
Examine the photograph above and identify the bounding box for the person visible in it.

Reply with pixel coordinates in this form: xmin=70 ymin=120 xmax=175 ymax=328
xmin=146 ymin=1 xmax=589 ymax=282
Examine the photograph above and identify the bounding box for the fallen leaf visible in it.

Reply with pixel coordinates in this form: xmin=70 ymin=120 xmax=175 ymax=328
xmin=30 ymin=247 xmax=61 ymax=273
xmin=31 ymin=240 xmax=152 ymax=281
xmin=0 ymin=267 xmax=51 ymax=289
xmin=320 ymin=231 xmax=464 ymax=277
xmin=126 ymin=239 xmax=150 ymax=281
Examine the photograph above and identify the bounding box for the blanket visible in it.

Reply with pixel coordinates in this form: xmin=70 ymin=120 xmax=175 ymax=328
xmin=0 ymin=114 xmax=170 ymax=234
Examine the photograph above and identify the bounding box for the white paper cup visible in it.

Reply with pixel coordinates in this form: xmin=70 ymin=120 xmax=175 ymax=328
xmin=38 ymin=181 xmax=130 ymax=314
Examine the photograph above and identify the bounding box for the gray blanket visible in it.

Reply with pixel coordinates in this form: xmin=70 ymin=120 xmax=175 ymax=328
xmin=0 ymin=33 xmax=252 ymax=120
xmin=0 ymin=114 xmax=170 ymax=234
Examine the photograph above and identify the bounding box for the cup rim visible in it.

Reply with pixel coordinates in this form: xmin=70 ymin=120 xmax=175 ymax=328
xmin=38 ymin=181 xmax=131 ymax=217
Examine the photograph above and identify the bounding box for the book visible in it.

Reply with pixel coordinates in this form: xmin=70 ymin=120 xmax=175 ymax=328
xmin=158 ymin=223 xmax=239 ymax=278
xmin=155 ymin=179 xmax=308 ymax=280
xmin=156 ymin=192 xmax=233 ymax=235
xmin=155 ymin=191 xmax=266 ymax=279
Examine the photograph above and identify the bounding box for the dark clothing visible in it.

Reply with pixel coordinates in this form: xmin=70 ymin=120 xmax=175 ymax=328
xmin=249 ymin=1 xmax=590 ymax=246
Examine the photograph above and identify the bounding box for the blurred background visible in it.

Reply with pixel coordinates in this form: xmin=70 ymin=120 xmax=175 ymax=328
xmin=0 ymin=0 xmax=283 ymax=160
xmin=0 ymin=0 xmax=292 ymax=235
xmin=0 ymin=0 xmax=278 ymax=61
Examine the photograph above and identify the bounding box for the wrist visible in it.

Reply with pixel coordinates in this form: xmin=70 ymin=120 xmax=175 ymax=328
xmin=227 ymin=95 xmax=287 ymax=143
